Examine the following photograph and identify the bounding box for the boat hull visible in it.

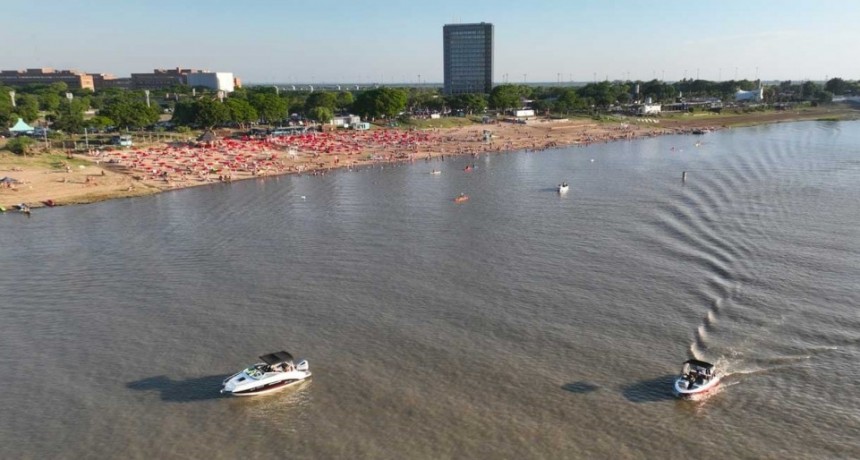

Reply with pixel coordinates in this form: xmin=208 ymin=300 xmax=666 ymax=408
xmin=227 ymin=373 xmax=311 ymax=396
xmin=673 ymin=376 xmax=720 ymax=398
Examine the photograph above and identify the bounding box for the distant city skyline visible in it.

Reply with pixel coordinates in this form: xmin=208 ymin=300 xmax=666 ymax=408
xmin=3 ymin=0 xmax=859 ymax=84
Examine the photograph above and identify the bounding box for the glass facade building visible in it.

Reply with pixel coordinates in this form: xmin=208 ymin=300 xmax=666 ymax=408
xmin=443 ymin=23 xmax=493 ymax=95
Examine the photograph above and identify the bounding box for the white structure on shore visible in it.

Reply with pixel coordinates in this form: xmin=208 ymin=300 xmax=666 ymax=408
xmin=186 ymin=72 xmax=235 ymax=93
xmin=332 ymin=114 xmax=361 ymax=128
xmin=735 ymin=87 xmax=764 ymax=102
xmin=638 ymin=103 xmax=662 ymax=115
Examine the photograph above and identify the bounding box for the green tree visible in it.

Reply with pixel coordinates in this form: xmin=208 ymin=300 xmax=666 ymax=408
xmin=249 ymin=92 xmax=287 ymax=124
xmin=553 ymin=88 xmax=583 ymax=114
xmin=48 ymin=82 xmax=68 ymax=94
xmin=578 ymin=81 xmax=619 ymax=108
xmin=171 ymin=100 xmax=198 ymax=127
xmin=0 ymin=87 xmax=12 ymax=127
xmin=304 ymin=91 xmax=338 ymax=113
xmin=225 ymin=97 xmax=258 ymax=128
xmin=39 ymin=92 xmax=61 ymax=112
xmin=801 ymin=81 xmax=822 ymax=101
xmin=100 ymin=93 xmax=161 ymax=129
xmin=449 ymin=93 xmax=487 ymax=114
xmin=195 ymin=98 xmax=231 ymax=128
xmin=336 ymin=91 xmax=354 ymax=111
xmin=52 ymin=99 xmax=87 ymax=133
xmin=308 ymin=106 xmax=334 ymax=124
xmin=489 ymin=85 xmax=529 ymax=111
xmin=425 ymin=95 xmax=446 ymax=112
xmin=639 ymin=79 xmax=677 ymax=103
xmin=825 ymin=78 xmax=849 ymax=95
xmin=353 ymin=88 xmax=408 ymax=119
xmin=86 ymin=115 xmax=115 ymax=130
xmin=408 ymin=90 xmax=436 ymax=111
xmin=814 ymin=90 xmax=833 ymax=104
xmin=16 ymin=94 xmax=41 ymax=123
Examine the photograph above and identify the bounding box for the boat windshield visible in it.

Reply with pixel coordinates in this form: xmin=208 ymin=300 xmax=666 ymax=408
xmin=244 ymin=365 xmax=266 ymax=378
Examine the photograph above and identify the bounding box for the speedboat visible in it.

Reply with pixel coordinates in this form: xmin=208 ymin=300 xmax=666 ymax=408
xmin=430 ymin=169 xmax=441 ymax=175
xmin=557 ymin=183 xmax=569 ymax=193
xmin=454 ymin=193 xmax=469 ymax=203
xmin=673 ymin=359 xmax=720 ymax=398
xmin=221 ymin=351 xmax=310 ymax=396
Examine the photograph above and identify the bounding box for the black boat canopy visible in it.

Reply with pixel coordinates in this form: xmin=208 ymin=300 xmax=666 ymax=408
xmin=260 ymin=351 xmax=294 ymax=365
xmin=683 ymin=359 xmax=715 ymax=369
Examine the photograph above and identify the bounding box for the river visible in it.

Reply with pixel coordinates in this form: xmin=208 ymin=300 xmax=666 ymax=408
xmin=1 ymin=120 xmax=858 ymax=459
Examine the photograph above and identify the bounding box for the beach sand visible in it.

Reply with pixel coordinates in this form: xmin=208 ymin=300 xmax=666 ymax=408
xmin=2 ymin=107 xmax=857 ymax=211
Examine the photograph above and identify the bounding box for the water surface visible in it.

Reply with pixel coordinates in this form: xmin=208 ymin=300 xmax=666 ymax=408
xmin=1 ymin=121 xmax=858 ymax=459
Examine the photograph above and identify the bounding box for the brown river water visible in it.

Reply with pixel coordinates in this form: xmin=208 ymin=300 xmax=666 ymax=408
xmin=0 ymin=121 xmax=858 ymax=459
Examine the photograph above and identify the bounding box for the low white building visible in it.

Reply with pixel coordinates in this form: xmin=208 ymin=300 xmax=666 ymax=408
xmin=735 ymin=88 xmax=763 ymax=102
xmin=638 ymin=103 xmax=662 ymax=115
xmin=332 ymin=114 xmax=361 ymax=128
xmin=514 ymin=109 xmax=535 ymax=118
xmin=186 ymin=72 xmax=235 ymax=93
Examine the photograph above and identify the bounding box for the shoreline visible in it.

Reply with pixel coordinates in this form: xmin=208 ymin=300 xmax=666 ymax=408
xmin=2 ymin=107 xmax=858 ymax=211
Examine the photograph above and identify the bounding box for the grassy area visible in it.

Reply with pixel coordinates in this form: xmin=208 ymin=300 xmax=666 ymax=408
xmin=396 ymin=117 xmax=479 ymax=129
xmin=0 ymin=151 xmax=91 ymax=169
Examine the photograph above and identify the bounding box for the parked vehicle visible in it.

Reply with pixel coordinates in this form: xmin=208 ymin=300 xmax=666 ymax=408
xmin=111 ymin=135 xmax=133 ymax=147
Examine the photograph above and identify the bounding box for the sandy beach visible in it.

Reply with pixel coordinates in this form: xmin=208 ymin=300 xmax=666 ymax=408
xmin=2 ymin=106 xmax=857 ymax=211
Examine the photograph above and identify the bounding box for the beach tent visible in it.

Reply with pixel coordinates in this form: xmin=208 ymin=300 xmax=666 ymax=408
xmin=9 ymin=118 xmax=34 ymax=135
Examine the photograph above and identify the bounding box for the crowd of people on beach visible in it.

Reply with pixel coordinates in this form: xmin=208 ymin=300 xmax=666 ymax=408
xmin=90 ymin=129 xmax=444 ymax=186
xmin=84 ymin=121 xmax=697 ymax=189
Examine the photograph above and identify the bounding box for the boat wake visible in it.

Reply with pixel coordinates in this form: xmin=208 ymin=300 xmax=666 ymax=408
xmin=689 ymin=342 xmax=843 ymax=387
xmin=651 ymin=135 xmax=852 ymax=398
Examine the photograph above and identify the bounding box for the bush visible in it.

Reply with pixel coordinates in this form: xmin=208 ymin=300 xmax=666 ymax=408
xmin=6 ymin=136 xmax=35 ymax=155
xmin=175 ymin=126 xmax=191 ymax=133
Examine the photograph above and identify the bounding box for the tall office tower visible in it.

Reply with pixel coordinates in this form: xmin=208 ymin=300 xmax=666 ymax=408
xmin=443 ymin=22 xmax=493 ymax=95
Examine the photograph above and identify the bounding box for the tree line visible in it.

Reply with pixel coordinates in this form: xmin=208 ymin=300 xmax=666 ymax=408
xmin=3 ymin=77 xmax=857 ymax=133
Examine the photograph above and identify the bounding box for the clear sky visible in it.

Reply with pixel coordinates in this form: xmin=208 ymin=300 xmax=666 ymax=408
xmin=3 ymin=0 xmax=858 ymax=84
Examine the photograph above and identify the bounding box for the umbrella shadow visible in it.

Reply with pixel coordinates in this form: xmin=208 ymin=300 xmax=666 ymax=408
xmin=127 ymin=374 xmax=230 ymax=402
xmin=621 ymin=374 xmax=677 ymax=403
xmin=561 ymin=381 xmax=600 ymax=394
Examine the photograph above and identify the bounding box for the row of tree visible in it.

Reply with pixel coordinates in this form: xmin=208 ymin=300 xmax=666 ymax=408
xmin=487 ymin=78 xmax=847 ymax=115
xmin=167 ymin=86 xmax=413 ymax=129
xmin=0 ymin=82 xmax=162 ymax=132
xmin=4 ymin=76 xmax=858 ymax=132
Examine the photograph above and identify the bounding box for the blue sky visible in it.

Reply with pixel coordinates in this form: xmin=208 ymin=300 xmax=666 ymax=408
xmin=3 ymin=0 xmax=858 ymax=83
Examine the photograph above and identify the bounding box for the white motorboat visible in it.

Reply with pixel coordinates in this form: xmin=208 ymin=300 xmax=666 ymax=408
xmin=221 ymin=351 xmax=311 ymax=396
xmin=557 ymin=182 xmax=569 ymax=193
xmin=430 ymin=169 xmax=442 ymax=175
xmin=673 ymin=359 xmax=720 ymax=398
